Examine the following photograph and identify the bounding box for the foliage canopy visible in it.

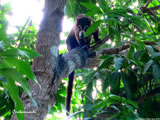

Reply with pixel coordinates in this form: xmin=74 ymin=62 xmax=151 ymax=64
xmin=0 ymin=0 xmax=160 ymax=120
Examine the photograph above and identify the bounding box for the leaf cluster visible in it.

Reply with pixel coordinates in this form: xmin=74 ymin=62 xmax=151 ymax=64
xmin=0 ymin=4 xmax=40 ymax=120
xmin=53 ymin=0 xmax=160 ymax=119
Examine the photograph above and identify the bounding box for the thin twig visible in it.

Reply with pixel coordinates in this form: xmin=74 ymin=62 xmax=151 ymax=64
xmin=17 ymin=16 xmax=31 ymax=41
xmin=89 ymin=35 xmax=110 ymax=51
xmin=67 ymin=111 xmax=83 ymax=120
xmin=97 ymin=41 xmax=156 ymax=56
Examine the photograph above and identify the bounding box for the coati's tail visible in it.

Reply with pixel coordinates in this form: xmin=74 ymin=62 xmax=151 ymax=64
xmin=66 ymin=71 xmax=75 ymax=115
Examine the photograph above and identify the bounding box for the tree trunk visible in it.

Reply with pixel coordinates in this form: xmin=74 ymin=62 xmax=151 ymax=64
xmin=11 ymin=0 xmax=66 ymax=119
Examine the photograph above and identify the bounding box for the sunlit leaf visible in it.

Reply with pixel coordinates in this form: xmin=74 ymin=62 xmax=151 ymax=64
xmin=129 ymin=16 xmax=151 ymax=31
xmin=80 ymin=2 xmax=102 ymax=13
xmin=1 ymin=48 xmax=41 ymax=59
xmin=2 ymin=75 xmax=24 ymax=120
xmin=2 ymin=57 xmax=39 ymax=84
xmin=0 ymin=68 xmax=37 ymax=107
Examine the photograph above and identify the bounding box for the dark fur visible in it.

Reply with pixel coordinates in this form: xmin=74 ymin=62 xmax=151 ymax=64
xmin=66 ymin=14 xmax=100 ymax=115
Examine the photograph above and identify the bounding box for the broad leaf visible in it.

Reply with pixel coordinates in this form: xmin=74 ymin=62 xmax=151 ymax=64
xmin=2 ymin=77 xmax=24 ymax=120
xmin=98 ymin=55 xmax=114 ymax=70
xmin=121 ymin=72 xmax=132 ymax=99
xmin=114 ymin=57 xmax=123 ymax=70
xmin=143 ymin=60 xmax=153 ymax=74
xmin=1 ymin=48 xmax=40 ymax=59
xmin=153 ymin=63 xmax=160 ymax=81
xmin=145 ymin=45 xmax=155 ymax=54
xmin=2 ymin=57 xmax=39 ymax=84
xmin=0 ymin=68 xmax=37 ymax=106
xmin=80 ymin=2 xmax=102 ymax=13
xmin=110 ymin=72 xmax=120 ymax=94
xmin=0 ymin=68 xmax=31 ymax=97
xmin=85 ymin=20 xmax=102 ymax=37
xmin=130 ymin=16 xmax=151 ymax=31
xmin=152 ymin=52 xmax=160 ymax=61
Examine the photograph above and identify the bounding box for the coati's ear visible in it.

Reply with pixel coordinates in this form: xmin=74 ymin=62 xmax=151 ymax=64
xmin=76 ymin=14 xmax=85 ymax=20
xmin=76 ymin=16 xmax=80 ymax=20
xmin=76 ymin=15 xmax=81 ymax=24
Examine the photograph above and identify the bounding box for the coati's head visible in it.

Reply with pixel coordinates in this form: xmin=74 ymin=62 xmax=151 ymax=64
xmin=74 ymin=14 xmax=92 ymax=44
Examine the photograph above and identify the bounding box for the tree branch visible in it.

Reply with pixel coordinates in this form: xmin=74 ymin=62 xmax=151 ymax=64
xmin=140 ymin=3 xmax=160 ymax=17
xmin=149 ymin=5 xmax=160 ymax=11
xmin=85 ymin=40 xmax=156 ymax=68
xmin=97 ymin=41 xmax=156 ymax=56
xmin=144 ymin=0 xmax=152 ymax=8
xmin=89 ymin=35 xmax=110 ymax=51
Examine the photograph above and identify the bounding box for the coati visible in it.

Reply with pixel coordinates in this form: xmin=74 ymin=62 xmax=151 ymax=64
xmin=66 ymin=14 xmax=100 ymax=114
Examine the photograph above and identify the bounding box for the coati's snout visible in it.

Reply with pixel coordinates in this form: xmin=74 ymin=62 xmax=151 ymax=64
xmin=79 ymin=30 xmax=85 ymax=39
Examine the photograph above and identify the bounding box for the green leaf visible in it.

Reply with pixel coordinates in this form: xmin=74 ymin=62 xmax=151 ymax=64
xmin=145 ymin=45 xmax=155 ymax=54
xmin=83 ymin=104 xmax=94 ymax=111
xmin=153 ymin=63 xmax=160 ymax=81
xmin=86 ymin=81 xmax=94 ymax=104
xmin=158 ymin=23 xmax=160 ymax=32
xmin=152 ymin=52 xmax=160 ymax=61
xmin=0 ymin=41 xmax=5 ymax=53
xmin=93 ymin=100 xmax=105 ymax=110
xmin=1 ymin=48 xmax=41 ymax=59
xmin=128 ymin=45 xmax=135 ymax=59
xmin=130 ymin=16 xmax=151 ymax=31
xmin=2 ymin=57 xmax=39 ymax=84
xmin=133 ymin=50 xmax=144 ymax=60
xmin=85 ymin=20 xmax=102 ymax=37
xmin=121 ymin=72 xmax=132 ymax=99
xmin=108 ymin=8 xmax=128 ymax=16
xmin=98 ymin=55 xmax=114 ymax=70
xmin=102 ymin=75 xmax=109 ymax=93
xmin=0 ymin=68 xmax=31 ymax=96
xmin=109 ymin=94 xmax=126 ymax=102
xmin=110 ymin=72 xmax=120 ymax=95
xmin=98 ymin=0 xmax=110 ymax=13
xmin=19 ymin=48 xmax=41 ymax=58
xmin=85 ymin=11 xmax=97 ymax=17
xmin=125 ymin=103 xmax=135 ymax=112
xmin=2 ymin=76 xmax=24 ymax=120
xmin=80 ymin=2 xmax=102 ymax=13
xmin=65 ymin=0 xmax=77 ymax=17
xmin=0 ymin=76 xmax=7 ymax=83
xmin=126 ymin=100 xmax=138 ymax=108
xmin=0 ymin=68 xmax=37 ymax=107
xmin=143 ymin=60 xmax=153 ymax=74
xmin=114 ymin=57 xmax=123 ymax=70
xmin=121 ymin=69 xmax=138 ymax=99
